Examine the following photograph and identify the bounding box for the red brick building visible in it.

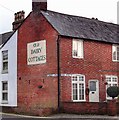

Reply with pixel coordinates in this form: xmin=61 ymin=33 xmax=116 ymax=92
xmin=1 ymin=0 xmax=119 ymax=116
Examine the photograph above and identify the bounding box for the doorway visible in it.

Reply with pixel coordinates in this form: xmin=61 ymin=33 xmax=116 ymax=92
xmin=89 ymin=80 xmax=99 ymax=102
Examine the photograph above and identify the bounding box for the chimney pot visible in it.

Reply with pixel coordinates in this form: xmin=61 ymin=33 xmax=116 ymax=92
xmin=12 ymin=11 xmax=25 ymax=31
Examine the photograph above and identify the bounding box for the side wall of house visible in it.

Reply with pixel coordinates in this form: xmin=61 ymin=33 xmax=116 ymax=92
xmin=0 ymin=31 xmax=18 ymax=106
xmin=15 ymin=12 xmax=59 ymax=116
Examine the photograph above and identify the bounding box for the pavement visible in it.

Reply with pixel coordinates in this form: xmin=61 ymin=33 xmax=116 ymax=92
xmin=0 ymin=112 xmax=119 ymax=120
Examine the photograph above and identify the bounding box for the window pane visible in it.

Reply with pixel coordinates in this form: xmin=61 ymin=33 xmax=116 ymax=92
xmin=106 ymin=77 xmax=111 ymax=82
xmin=72 ymin=76 xmax=77 ymax=81
xmin=90 ymin=81 xmax=96 ymax=91
xmin=2 ymin=81 xmax=8 ymax=102
xmin=2 ymin=82 xmax=8 ymax=91
xmin=2 ymin=51 xmax=8 ymax=60
xmin=113 ymin=84 xmax=117 ymax=86
xmin=73 ymin=83 xmax=78 ymax=100
xmin=73 ymin=50 xmax=78 ymax=56
xmin=79 ymin=76 xmax=84 ymax=81
xmin=113 ymin=51 xmax=116 ymax=60
xmin=3 ymin=62 xmax=8 ymax=71
xmin=72 ymin=39 xmax=83 ymax=58
xmin=117 ymin=52 xmax=119 ymax=60
xmin=112 ymin=77 xmax=117 ymax=82
xmin=77 ymin=41 xmax=83 ymax=57
xmin=2 ymin=93 xmax=8 ymax=101
xmin=73 ymin=40 xmax=78 ymax=57
xmin=117 ymin=47 xmax=119 ymax=60
xmin=107 ymin=84 xmax=111 ymax=87
xmin=112 ymin=45 xmax=119 ymax=61
xmin=2 ymin=51 xmax=8 ymax=72
xmin=79 ymin=83 xmax=84 ymax=100
xmin=112 ymin=46 xmax=116 ymax=60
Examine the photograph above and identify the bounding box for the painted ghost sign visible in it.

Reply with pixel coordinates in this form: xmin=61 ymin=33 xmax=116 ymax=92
xmin=27 ymin=40 xmax=46 ymax=65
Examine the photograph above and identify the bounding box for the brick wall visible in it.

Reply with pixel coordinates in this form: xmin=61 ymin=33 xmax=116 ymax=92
xmin=61 ymin=101 xmax=119 ymax=115
xmin=61 ymin=102 xmax=107 ymax=115
xmin=16 ymin=12 xmax=59 ymax=116
xmin=59 ymin=37 xmax=119 ymax=103
xmin=117 ymin=102 xmax=119 ymax=114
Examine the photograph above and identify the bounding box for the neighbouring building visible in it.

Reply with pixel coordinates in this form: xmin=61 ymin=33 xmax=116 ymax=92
xmin=0 ymin=0 xmax=119 ymax=116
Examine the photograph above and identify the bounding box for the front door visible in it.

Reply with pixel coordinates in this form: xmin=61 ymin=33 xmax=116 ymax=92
xmin=89 ymin=80 xmax=99 ymax=102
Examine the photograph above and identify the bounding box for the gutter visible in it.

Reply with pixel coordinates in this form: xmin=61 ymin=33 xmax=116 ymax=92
xmin=57 ymin=35 xmax=61 ymax=112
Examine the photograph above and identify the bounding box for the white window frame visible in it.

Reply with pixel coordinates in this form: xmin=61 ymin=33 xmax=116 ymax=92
xmin=72 ymin=74 xmax=86 ymax=102
xmin=2 ymin=81 xmax=8 ymax=104
xmin=72 ymin=39 xmax=84 ymax=58
xmin=106 ymin=75 xmax=118 ymax=100
xmin=2 ymin=50 xmax=8 ymax=74
xmin=112 ymin=45 xmax=119 ymax=62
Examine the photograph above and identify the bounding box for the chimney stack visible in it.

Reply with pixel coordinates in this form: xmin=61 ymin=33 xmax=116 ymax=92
xmin=32 ymin=0 xmax=47 ymax=11
xmin=12 ymin=10 xmax=25 ymax=31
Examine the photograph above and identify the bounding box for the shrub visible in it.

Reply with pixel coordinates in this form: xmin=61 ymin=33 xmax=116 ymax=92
xmin=107 ymin=86 xmax=119 ymax=99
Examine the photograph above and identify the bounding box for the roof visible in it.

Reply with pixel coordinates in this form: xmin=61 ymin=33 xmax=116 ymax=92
xmin=41 ymin=10 xmax=119 ymax=44
xmin=0 ymin=31 xmax=14 ymax=46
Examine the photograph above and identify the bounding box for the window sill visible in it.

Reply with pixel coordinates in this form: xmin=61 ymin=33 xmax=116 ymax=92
xmin=2 ymin=70 xmax=8 ymax=74
xmin=73 ymin=56 xmax=84 ymax=59
xmin=106 ymin=97 xmax=117 ymax=100
xmin=1 ymin=101 xmax=8 ymax=104
xmin=72 ymin=100 xmax=86 ymax=102
xmin=112 ymin=60 xmax=119 ymax=62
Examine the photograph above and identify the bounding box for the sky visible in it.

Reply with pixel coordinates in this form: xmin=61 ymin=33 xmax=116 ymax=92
xmin=0 ymin=0 xmax=118 ymax=34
